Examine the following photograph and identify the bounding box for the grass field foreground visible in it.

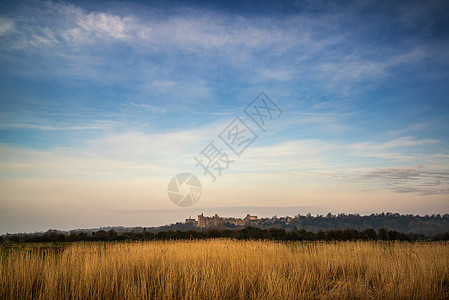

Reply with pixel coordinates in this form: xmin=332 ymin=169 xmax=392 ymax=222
xmin=1 ymin=240 xmax=448 ymax=299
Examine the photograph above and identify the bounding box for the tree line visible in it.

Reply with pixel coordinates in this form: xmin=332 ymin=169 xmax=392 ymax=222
xmin=2 ymin=227 xmax=448 ymax=243
xmin=143 ymin=212 xmax=449 ymax=237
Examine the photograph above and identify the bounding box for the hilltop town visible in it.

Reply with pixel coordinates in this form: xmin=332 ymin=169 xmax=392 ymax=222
xmin=185 ymin=213 xmax=260 ymax=228
xmin=72 ymin=213 xmax=449 ymax=236
xmin=4 ymin=213 xmax=448 ymax=239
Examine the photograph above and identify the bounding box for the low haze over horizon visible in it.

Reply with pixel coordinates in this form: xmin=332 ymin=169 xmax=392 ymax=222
xmin=1 ymin=0 xmax=448 ymax=234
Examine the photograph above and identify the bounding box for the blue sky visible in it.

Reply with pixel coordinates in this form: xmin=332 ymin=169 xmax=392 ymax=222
xmin=0 ymin=0 xmax=448 ymax=233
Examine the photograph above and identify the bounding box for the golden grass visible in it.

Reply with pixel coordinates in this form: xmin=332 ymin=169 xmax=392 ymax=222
xmin=1 ymin=240 xmax=448 ymax=299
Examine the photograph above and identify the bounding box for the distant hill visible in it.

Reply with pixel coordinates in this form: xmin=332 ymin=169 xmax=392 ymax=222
xmin=152 ymin=212 xmax=449 ymax=237
xmin=1 ymin=212 xmax=448 ymax=241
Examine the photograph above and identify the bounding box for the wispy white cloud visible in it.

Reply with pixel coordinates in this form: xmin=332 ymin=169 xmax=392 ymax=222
xmin=129 ymin=102 xmax=165 ymax=114
xmin=0 ymin=0 xmax=443 ymax=104
xmin=283 ymin=111 xmax=356 ymax=133
xmin=347 ymin=136 xmax=440 ymax=160
xmin=386 ymin=123 xmax=428 ymax=136
xmin=0 ymin=120 xmax=122 ymax=131
xmin=59 ymin=6 xmax=152 ymax=44
xmin=0 ymin=17 xmax=15 ymax=35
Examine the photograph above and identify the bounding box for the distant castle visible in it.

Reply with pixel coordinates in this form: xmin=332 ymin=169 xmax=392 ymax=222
xmin=185 ymin=213 xmax=258 ymax=228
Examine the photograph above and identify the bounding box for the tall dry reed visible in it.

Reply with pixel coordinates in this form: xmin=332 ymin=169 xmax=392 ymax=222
xmin=1 ymin=240 xmax=448 ymax=299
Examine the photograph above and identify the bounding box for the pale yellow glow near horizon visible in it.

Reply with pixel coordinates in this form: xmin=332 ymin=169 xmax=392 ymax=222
xmin=1 ymin=173 xmax=447 ymax=233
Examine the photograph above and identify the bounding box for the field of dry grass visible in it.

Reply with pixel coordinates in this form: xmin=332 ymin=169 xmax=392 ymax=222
xmin=1 ymin=240 xmax=448 ymax=299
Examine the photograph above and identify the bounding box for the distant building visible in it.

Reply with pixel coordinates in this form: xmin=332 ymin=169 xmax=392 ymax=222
xmin=194 ymin=213 xmax=258 ymax=228
xmin=244 ymin=214 xmax=258 ymax=222
xmin=185 ymin=216 xmax=196 ymax=224
xmin=198 ymin=213 xmax=206 ymax=227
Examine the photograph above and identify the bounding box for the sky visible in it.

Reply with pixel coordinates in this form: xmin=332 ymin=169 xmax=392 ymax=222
xmin=0 ymin=0 xmax=448 ymax=233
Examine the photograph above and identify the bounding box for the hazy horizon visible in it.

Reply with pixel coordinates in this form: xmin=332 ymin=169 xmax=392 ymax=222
xmin=6 ymin=207 xmax=445 ymax=234
xmin=1 ymin=0 xmax=448 ymax=234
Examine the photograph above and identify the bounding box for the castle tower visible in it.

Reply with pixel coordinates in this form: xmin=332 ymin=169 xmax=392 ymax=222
xmin=198 ymin=213 xmax=206 ymax=228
